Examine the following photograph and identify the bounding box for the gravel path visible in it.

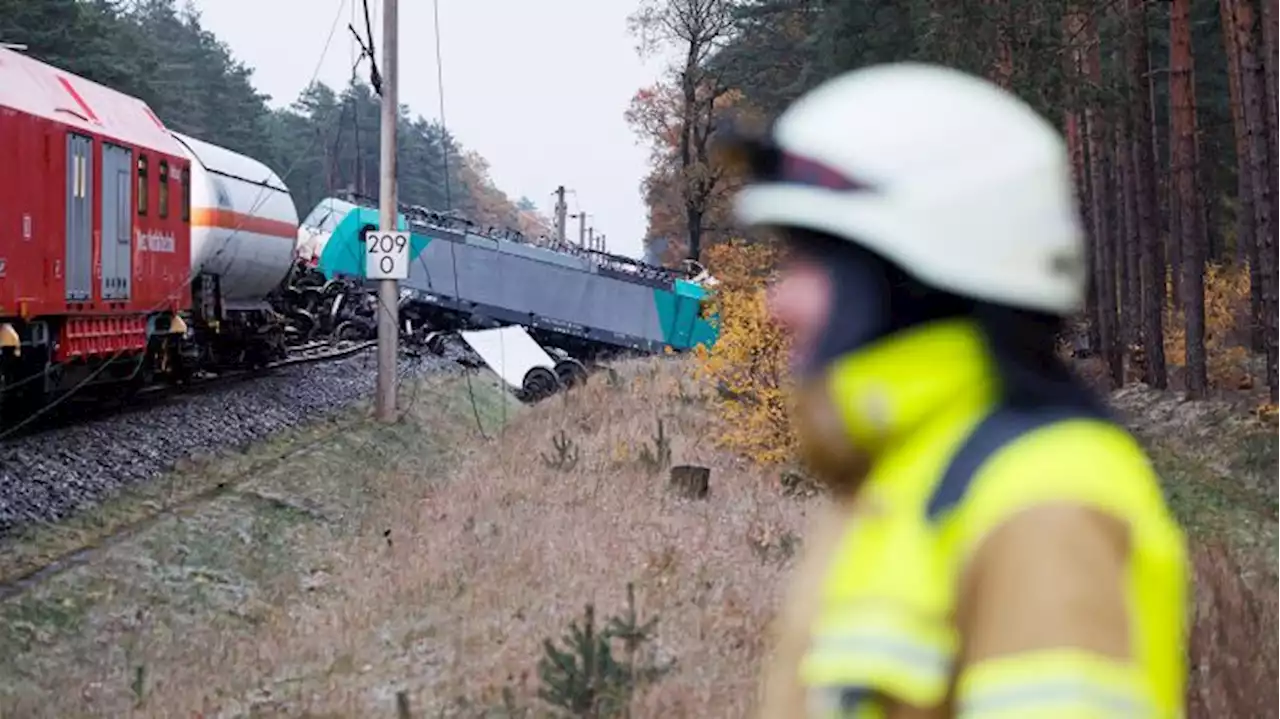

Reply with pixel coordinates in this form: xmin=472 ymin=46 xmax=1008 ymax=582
xmin=0 ymin=350 xmax=461 ymax=537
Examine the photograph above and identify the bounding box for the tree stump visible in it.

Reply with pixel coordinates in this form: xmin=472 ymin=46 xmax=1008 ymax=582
xmin=668 ymin=465 xmax=711 ymax=500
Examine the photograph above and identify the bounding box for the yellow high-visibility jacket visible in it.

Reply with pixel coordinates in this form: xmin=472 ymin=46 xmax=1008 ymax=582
xmin=757 ymin=319 xmax=1188 ymax=719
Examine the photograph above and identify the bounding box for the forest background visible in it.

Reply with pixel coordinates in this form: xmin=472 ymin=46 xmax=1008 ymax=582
xmin=0 ymin=0 xmax=555 ymax=242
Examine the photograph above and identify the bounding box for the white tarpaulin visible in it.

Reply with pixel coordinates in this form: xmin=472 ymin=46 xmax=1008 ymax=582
xmin=457 ymin=326 xmax=556 ymax=390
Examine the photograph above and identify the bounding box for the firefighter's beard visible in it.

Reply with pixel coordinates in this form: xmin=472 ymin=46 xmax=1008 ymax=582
xmin=790 ymin=377 xmax=871 ymax=497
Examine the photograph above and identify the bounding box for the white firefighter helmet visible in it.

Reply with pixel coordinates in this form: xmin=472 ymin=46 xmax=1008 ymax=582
xmin=731 ymin=62 xmax=1086 ymax=316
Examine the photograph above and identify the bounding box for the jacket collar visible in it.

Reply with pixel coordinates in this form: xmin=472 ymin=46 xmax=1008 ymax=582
xmin=823 ymin=317 xmax=997 ymax=461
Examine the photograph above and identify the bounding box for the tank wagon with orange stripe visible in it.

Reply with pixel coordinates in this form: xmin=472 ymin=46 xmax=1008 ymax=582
xmin=168 ymin=131 xmax=300 ymax=348
xmin=173 ymin=132 xmax=298 ymax=309
xmin=0 ymin=47 xmax=305 ymax=420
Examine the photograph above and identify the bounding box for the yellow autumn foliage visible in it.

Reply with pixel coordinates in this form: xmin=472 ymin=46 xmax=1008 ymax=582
xmin=692 ymin=248 xmax=1265 ymax=466
xmin=694 ymin=240 xmax=798 ymax=465
xmin=1164 ymin=262 xmax=1255 ymax=388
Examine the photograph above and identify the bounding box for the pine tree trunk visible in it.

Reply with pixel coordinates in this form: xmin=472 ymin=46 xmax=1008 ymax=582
xmin=1128 ymin=0 xmax=1167 ymax=389
xmin=1221 ymin=0 xmax=1265 ymax=353
xmin=1162 ymin=9 xmax=1182 ymax=309
xmin=1230 ymin=0 xmax=1279 ymax=399
xmin=1170 ymin=0 xmax=1208 ymax=397
xmin=1113 ymin=127 xmax=1132 ymax=352
xmin=1196 ymin=128 xmax=1223 ymax=264
xmin=1168 ymin=178 xmax=1180 ymax=291
xmin=1220 ymin=0 xmax=1259 ymax=269
xmin=988 ymin=0 xmax=1014 ymax=89
xmin=1063 ymin=7 xmax=1099 ymax=355
xmin=1263 ymin=0 xmax=1279 ymax=401
xmin=1083 ymin=13 xmax=1122 ymax=387
xmin=1117 ymin=118 xmax=1142 ymax=361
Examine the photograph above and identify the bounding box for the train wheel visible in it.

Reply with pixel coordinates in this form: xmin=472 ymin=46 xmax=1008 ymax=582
xmin=332 ymin=320 xmax=367 ymax=342
xmin=518 ymin=366 xmax=561 ymax=404
xmin=424 ymin=331 xmax=452 ymax=356
xmin=300 ymin=286 xmax=324 ymax=314
xmin=288 ymin=309 xmax=317 ymax=342
xmin=327 ymin=293 xmax=346 ymax=332
xmin=553 ymin=358 xmax=589 ymax=390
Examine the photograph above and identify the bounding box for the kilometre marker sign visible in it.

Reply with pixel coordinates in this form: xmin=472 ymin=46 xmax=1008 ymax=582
xmin=365 ymin=230 xmax=410 ymax=280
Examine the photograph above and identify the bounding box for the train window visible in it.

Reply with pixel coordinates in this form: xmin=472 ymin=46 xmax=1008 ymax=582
xmin=137 ymin=155 xmax=149 ymax=216
xmin=158 ymin=160 xmax=170 ymax=218
xmin=180 ymin=167 xmax=190 ymax=222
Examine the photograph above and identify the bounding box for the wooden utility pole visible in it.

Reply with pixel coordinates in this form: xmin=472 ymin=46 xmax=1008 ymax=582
xmin=375 ymin=0 xmax=399 ymax=422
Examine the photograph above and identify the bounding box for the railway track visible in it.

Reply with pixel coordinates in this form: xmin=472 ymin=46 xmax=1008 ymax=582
xmin=0 ymin=374 xmax=384 ymax=602
xmin=0 ymin=339 xmax=452 ymax=603
xmin=159 ymin=337 xmax=378 ymax=392
xmin=0 ymin=338 xmax=377 ymax=443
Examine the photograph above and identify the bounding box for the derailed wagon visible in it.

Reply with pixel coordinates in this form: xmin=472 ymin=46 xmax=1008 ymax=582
xmin=295 ymin=195 xmax=720 ymax=398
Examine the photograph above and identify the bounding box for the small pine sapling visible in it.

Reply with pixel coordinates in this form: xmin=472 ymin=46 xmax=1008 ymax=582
xmin=605 ymin=582 xmax=670 ymax=705
xmin=537 ymin=603 xmax=631 ymax=717
xmin=537 ymin=586 xmax=670 ymax=717
xmin=541 ymin=429 xmax=581 ymax=472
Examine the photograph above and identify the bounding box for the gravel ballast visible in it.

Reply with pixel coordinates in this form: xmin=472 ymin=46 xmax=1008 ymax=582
xmin=0 ymin=350 xmax=462 ymax=537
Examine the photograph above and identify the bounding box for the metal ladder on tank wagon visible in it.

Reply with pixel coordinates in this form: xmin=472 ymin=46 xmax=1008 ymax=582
xmin=422 ymin=325 xmax=589 ymax=404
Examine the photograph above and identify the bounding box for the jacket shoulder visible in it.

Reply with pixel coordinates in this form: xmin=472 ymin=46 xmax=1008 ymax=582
xmin=936 ymin=410 xmax=1174 ymax=563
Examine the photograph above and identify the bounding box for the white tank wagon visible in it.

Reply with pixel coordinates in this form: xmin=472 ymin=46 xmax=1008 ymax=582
xmin=170 ymin=131 xmax=299 ymax=311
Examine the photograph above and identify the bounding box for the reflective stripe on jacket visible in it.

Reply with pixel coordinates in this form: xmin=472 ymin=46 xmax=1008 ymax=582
xmin=757 ymin=319 xmax=1188 ymax=719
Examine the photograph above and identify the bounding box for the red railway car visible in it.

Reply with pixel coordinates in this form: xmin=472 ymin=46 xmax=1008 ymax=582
xmin=0 ymin=46 xmax=192 ymax=411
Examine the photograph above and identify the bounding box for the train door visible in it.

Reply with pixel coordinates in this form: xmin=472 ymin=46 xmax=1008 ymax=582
xmin=64 ymin=133 xmax=93 ymax=302
xmin=100 ymin=143 xmax=133 ymax=300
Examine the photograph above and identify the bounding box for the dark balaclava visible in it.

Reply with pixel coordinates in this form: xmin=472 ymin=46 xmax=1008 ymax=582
xmin=786 ymin=227 xmax=1106 ymax=415
xmin=787 ymin=228 xmax=973 ymax=379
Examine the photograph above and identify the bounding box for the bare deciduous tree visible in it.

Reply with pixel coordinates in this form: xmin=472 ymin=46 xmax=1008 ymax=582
xmin=629 ymin=0 xmax=737 ymax=261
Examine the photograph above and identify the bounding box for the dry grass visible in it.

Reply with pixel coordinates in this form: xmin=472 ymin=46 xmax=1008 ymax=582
xmin=0 ymin=360 xmax=809 ymax=717
xmin=0 ymin=357 xmax=1273 ymax=718
xmin=189 ymin=357 xmax=809 ymax=717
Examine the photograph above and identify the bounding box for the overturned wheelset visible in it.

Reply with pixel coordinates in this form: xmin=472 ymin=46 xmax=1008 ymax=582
xmin=513 ymin=357 xmax=590 ymax=404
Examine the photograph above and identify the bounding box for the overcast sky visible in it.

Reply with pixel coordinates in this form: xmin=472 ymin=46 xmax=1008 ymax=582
xmin=191 ymin=0 xmax=670 ymax=258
